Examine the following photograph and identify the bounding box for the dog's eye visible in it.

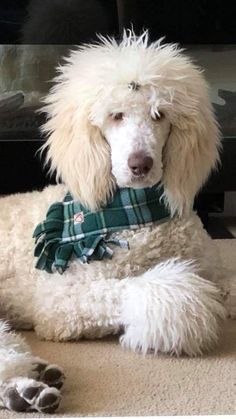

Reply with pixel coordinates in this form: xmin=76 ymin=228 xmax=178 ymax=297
xmin=152 ymin=111 xmax=165 ymax=121
xmin=110 ymin=112 xmax=124 ymax=121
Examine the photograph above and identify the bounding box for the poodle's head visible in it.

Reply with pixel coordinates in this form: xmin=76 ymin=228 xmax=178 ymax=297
xmin=42 ymin=31 xmax=220 ymax=215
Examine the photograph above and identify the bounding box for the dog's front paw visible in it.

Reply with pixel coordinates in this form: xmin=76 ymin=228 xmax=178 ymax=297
xmin=120 ymin=262 xmax=226 ymax=356
xmin=1 ymin=377 xmax=61 ymax=413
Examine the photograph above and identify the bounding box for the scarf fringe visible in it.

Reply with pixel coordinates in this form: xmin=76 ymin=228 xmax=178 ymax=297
xmin=33 ymin=202 xmax=127 ymax=274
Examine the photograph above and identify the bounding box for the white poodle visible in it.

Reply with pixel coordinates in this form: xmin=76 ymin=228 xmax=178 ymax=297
xmin=0 ymin=31 xmax=230 ymax=413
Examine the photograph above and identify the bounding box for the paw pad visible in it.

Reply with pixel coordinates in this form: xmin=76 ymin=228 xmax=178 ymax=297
xmin=22 ymin=385 xmax=43 ymax=401
xmin=2 ymin=378 xmax=61 ymax=413
xmin=34 ymin=362 xmax=65 ymax=389
xmin=37 ymin=390 xmax=60 ymax=413
xmin=5 ymin=387 xmax=30 ymax=412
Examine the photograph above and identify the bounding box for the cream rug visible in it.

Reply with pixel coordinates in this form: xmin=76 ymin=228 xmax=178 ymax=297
xmin=1 ymin=240 xmax=236 ymax=417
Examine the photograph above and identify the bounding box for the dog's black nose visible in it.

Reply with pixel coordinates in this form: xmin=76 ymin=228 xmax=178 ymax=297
xmin=128 ymin=152 xmax=153 ymax=176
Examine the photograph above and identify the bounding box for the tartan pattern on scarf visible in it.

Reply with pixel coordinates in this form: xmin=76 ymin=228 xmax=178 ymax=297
xmin=33 ymin=184 xmax=170 ymax=274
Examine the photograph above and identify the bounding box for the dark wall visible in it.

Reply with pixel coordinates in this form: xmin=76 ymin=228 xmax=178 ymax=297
xmin=0 ymin=0 xmax=118 ymax=44
xmin=117 ymin=0 xmax=236 ymax=44
xmin=1 ymin=0 xmax=236 ymax=44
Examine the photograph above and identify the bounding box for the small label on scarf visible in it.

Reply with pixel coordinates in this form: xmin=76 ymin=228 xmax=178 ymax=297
xmin=74 ymin=211 xmax=84 ymax=224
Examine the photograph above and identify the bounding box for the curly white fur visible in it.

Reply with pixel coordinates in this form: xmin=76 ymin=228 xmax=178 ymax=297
xmin=120 ymin=259 xmax=225 ymax=356
xmin=42 ymin=30 xmax=220 ymax=215
xmin=0 ymin=31 xmax=229 ymax=411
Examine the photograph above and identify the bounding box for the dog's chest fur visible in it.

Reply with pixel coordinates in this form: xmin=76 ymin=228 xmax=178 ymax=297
xmin=66 ymin=213 xmax=207 ymax=281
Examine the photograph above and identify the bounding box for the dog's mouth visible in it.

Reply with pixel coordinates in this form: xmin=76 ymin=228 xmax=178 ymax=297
xmin=123 ymin=171 xmax=161 ymax=189
xmin=130 ymin=179 xmax=156 ymax=189
xmin=130 ymin=174 xmax=152 ymax=186
xmin=131 ymin=173 xmax=146 ymax=180
xmin=112 ymin=160 xmax=163 ymax=189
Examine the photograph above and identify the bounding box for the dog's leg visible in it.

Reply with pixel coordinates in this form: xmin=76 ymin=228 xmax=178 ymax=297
xmin=33 ymin=259 xmax=225 ymax=357
xmin=0 ymin=321 xmax=63 ymax=413
xmin=120 ymin=259 xmax=226 ymax=356
xmin=33 ymin=274 xmax=123 ymax=341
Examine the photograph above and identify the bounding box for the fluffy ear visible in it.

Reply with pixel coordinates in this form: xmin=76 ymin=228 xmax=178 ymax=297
xmin=41 ymin=95 xmax=114 ymax=211
xmin=162 ymin=72 xmax=221 ymax=217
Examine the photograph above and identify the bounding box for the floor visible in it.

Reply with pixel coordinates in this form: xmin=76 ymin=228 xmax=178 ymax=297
xmin=2 ymin=320 xmax=236 ymax=418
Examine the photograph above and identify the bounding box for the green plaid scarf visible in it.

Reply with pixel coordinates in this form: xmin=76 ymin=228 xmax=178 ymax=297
xmin=33 ymin=184 xmax=170 ymax=274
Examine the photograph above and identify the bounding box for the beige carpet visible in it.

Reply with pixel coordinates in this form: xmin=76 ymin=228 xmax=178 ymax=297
xmin=1 ymin=240 xmax=236 ymax=417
